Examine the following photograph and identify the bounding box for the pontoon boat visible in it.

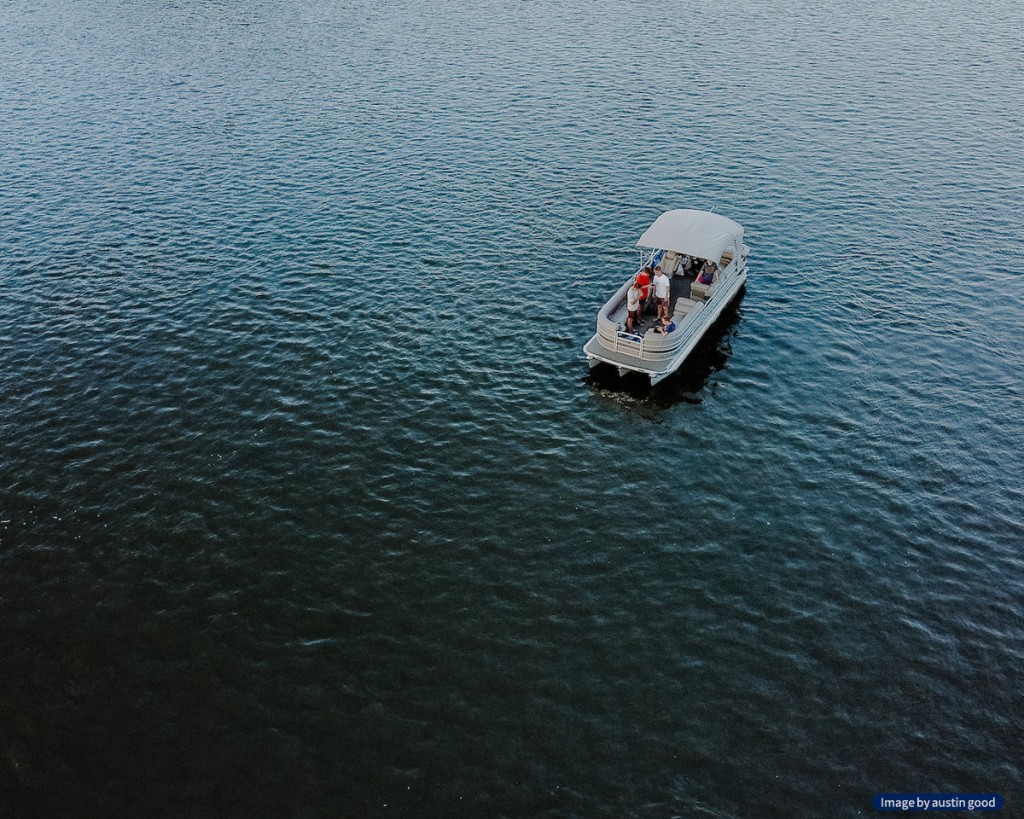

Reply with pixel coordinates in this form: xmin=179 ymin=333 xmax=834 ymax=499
xmin=583 ymin=209 xmax=748 ymax=386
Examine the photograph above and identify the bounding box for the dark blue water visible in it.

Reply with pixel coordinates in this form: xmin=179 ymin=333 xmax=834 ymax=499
xmin=2 ymin=0 xmax=1023 ymax=816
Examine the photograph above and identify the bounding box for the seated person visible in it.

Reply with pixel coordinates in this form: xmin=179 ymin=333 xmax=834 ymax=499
xmin=651 ymin=316 xmax=676 ymax=334
xmin=698 ymin=259 xmax=718 ymax=285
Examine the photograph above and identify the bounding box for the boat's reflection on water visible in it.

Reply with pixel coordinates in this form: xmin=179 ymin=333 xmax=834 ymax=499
xmin=585 ymin=291 xmax=745 ymax=405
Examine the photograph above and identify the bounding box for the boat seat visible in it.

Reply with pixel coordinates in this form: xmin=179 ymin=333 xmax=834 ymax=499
xmin=661 ymin=250 xmax=680 ymax=276
xmin=690 ymin=274 xmax=715 ymax=299
xmin=673 ymin=297 xmax=699 ymax=317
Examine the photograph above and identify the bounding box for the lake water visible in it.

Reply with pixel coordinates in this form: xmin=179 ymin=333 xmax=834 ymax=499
xmin=1 ymin=0 xmax=1022 ymax=816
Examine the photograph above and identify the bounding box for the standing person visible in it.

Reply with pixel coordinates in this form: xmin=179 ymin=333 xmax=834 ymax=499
xmin=626 ymin=277 xmax=642 ymax=332
xmin=653 ymin=265 xmax=671 ymax=321
xmin=635 ymin=267 xmax=652 ymax=314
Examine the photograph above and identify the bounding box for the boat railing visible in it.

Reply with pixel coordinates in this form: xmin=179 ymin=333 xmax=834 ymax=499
xmin=638 ymin=248 xmax=665 ymax=271
xmin=648 ymin=301 xmax=708 ymax=359
xmin=598 ymin=300 xmax=708 ymax=363
xmin=595 ymin=247 xmax=742 ymax=364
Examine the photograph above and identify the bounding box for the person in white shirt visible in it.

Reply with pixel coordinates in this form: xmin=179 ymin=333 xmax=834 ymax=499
xmin=626 ymin=278 xmax=642 ymax=332
xmin=653 ymin=265 xmax=671 ymax=321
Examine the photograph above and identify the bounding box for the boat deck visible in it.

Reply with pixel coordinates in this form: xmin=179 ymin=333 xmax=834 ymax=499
xmin=610 ymin=275 xmax=697 ymax=335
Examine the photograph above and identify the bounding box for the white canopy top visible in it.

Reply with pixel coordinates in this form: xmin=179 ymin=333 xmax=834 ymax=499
xmin=635 ymin=209 xmax=744 ymax=262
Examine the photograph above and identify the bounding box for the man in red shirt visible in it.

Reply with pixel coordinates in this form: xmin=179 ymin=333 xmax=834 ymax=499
xmin=635 ymin=267 xmax=652 ymax=315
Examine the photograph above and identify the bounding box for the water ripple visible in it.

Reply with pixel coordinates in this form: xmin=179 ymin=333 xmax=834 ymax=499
xmin=2 ymin=0 xmax=1024 ymax=816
